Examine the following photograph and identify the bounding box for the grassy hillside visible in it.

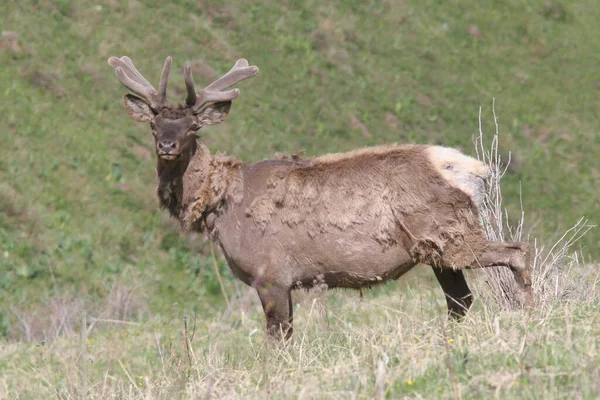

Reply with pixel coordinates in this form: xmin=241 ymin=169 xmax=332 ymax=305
xmin=0 ymin=0 xmax=598 ymax=397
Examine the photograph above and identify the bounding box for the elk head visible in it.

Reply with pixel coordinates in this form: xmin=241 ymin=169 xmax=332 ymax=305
xmin=108 ymin=56 xmax=259 ymax=162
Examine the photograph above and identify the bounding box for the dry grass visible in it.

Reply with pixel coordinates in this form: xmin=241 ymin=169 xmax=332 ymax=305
xmin=1 ymin=276 xmax=598 ymax=399
xmin=6 ymin=279 xmax=147 ymax=343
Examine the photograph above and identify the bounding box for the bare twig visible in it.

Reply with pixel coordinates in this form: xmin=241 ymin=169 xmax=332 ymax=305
xmin=210 ymin=244 xmax=230 ymax=309
xmin=80 ymin=313 xmax=88 ymax=400
xmin=118 ymin=360 xmax=144 ymax=398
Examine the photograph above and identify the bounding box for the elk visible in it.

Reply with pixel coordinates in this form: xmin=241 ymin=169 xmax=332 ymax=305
xmin=108 ymin=55 xmax=533 ymax=341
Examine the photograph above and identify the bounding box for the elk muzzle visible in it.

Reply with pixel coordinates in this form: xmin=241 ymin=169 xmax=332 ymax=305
xmin=157 ymin=140 xmax=180 ymax=160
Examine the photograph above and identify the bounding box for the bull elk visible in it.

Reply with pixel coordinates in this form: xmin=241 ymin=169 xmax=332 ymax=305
xmin=108 ymin=55 xmax=533 ymax=341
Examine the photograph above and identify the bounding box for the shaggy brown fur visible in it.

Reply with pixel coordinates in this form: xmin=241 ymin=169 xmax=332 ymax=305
xmin=246 ymin=145 xmax=493 ymax=269
xmin=157 ymin=142 xmax=243 ymax=235
xmin=109 ymin=55 xmax=533 ymax=342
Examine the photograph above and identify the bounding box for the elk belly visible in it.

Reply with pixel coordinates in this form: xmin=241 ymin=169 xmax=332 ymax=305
xmin=287 ymin=231 xmax=416 ymax=290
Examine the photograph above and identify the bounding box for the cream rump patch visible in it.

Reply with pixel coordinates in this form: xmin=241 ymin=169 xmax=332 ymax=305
xmin=425 ymin=146 xmax=490 ymax=208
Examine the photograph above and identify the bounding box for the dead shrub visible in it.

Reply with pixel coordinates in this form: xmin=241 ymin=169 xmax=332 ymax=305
xmin=472 ymin=100 xmax=595 ymax=310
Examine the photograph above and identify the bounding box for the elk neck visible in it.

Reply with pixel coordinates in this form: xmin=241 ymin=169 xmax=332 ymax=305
xmin=156 ymin=139 xmax=244 ymax=236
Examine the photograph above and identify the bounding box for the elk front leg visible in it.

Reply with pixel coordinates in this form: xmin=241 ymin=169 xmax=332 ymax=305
xmin=257 ymin=284 xmax=293 ymax=342
xmin=432 ymin=267 xmax=473 ymax=319
xmin=467 ymin=241 xmax=533 ymax=306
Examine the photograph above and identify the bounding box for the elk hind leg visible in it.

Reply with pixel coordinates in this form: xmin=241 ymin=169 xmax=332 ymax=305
xmin=432 ymin=267 xmax=473 ymax=319
xmin=466 ymin=241 xmax=533 ymax=305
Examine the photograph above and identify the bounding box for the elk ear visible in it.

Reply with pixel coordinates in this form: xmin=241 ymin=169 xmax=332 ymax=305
xmin=123 ymin=94 xmax=155 ymax=122
xmin=194 ymin=102 xmax=232 ymax=126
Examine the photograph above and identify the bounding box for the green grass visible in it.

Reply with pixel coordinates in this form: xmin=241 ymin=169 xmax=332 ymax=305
xmin=0 ymin=0 xmax=598 ymax=397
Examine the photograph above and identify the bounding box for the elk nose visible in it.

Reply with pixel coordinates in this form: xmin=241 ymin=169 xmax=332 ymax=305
xmin=158 ymin=140 xmax=177 ymax=151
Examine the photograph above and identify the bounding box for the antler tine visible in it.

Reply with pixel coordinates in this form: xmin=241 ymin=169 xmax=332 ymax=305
xmin=157 ymin=56 xmax=172 ymax=104
xmin=189 ymin=58 xmax=258 ymax=113
xmin=120 ymin=56 xmax=153 ymax=87
xmin=194 ymin=89 xmax=240 ymax=111
xmin=108 ymin=55 xmax=171 ymax=110
xmin=204 ymin=58 xmax=259 ymax=91
xmin=108 ymin=56 xmax=156 ymax=90
xmin=112 ymin=67 xmax=156 ymax=101
xmin=184 ymin=65 xmax=197 ymax=106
